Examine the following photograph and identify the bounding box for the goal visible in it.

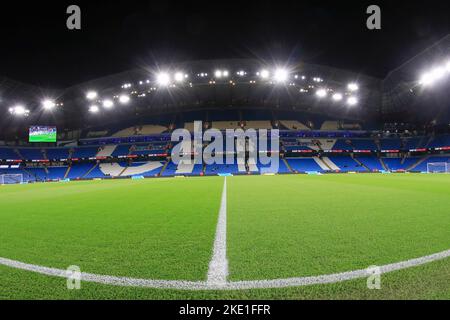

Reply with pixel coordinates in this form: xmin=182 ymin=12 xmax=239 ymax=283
xmin=0 ymin=174 xmax=24 ymax=185
xmin=427 ymin=162 xmax=449 ymax=173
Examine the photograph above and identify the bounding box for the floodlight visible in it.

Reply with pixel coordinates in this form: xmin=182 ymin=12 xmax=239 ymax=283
xmin=214 ymin=70 xmax=228 ymax=78
xmin=274 ymin=68 xmax=289 ymax=83
xmin=237 ymin=70 xmax=246 ymax=76
xmin=316 ymin=89 xmax=327 ymax=98
xmin=259 ymin=69 xmax=270 ymax=79
xmin=430 ymin=67 xmax=446 ymax=81
xmin=102 ymin=99 xmax=114 ymax=109
xmin=86 ymin=91 xmax=98 ymax=100
xmin=119 ymin=94 xmax=130 ymax=104
xmin=89 ymin=105 xmax=99 ymax=113
xmin=347 ymin=96 xmax=358 ymax=106
xmin=9 ymin=105 xmax=29 ymax=116
xmin=419 ymin=67 xmax=446 ymax=87
xmin=332 ymin=93 xmax=343 ymax=101
xmin=156 ymin=72 xmax=170 ymax=86
xmin=347 ymin=83 xmax=359 ymax=91
xmin=42 ymin=99 xmax=56 ymax=110
xmin=419 ymin=72 xmax=433 ymax=86
xmin=174 ymin=72 xmax=186 ymax=82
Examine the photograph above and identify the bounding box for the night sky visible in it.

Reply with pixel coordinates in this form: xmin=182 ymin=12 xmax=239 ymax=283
xmin=0 ymin=0 xmax=449 ymax=88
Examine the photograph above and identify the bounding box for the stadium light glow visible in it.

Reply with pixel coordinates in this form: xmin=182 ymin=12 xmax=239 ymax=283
xmin=419 ymin=68 xmax=446 ymax=87
xmin=332 ymin=93 xmax=343 ymax=101
xmin=174 ymin=72 xmax=187 ymax=82
xmin=347 ymin=96 xmax=358 ymax=106
xmin=214 ymin=70 xmax=229 ymax=78
xmin=119 ymin=94 xmax=130 ymax=104
xmin=419 ymin=60 xmax=450 ymax=87
xmin=316 ymin=89 xmax=327 ymax=98
xmin=42 ymin=99 xmax=56 ymax=110
xmin=236 ymin=70 xmax=246 ymax=76
xmin=259 ymin=69 xmax=270 ymax=79
xmin=9 ymin=105 xmax=29 ymax=116
xmin=273 ymin=68 xmax=289 ymax=83
xmin=347 ymin=83 xmax=359 ymax=91
xmin=156 ymin=72 xmax=171 ymax=86
xmin=89 ymin=105 xmax=100 ymax=113
xmin=102 ymin=99 xmax=114 ymax=109
xmin=86 ymin=91 xmax=98 ymax=100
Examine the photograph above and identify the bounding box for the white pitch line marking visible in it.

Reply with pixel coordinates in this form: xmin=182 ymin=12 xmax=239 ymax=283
xmin=206 ymin=177 xmax=229 ymax=287
xmin=1 ymin=249 xmax=450 ymax=290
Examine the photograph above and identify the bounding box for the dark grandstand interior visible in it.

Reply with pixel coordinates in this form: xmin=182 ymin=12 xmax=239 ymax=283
xmin=0 ymin=1 xmax=449 ymax=181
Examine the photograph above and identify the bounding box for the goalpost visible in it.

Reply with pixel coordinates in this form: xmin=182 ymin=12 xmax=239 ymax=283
xmin=0 ymin=174 xmax=24 ymax=185
xmin=427 ymin=162 xmax=449 ymax=173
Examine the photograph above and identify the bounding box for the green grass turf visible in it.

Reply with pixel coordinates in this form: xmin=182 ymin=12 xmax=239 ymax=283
xmin=0 ymin=177 xmax=223 ymax=280
xmin=1 ymin=173 xmax=450 ymax=299
xmin=227 ymin=174 xmax=450 ymax=281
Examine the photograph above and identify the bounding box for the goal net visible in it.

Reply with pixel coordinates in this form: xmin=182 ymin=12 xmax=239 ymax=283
xmin=427 ymin=162 xmax=449 ymax=173
xmin=0 ymin=174 xmax=24 ymax=185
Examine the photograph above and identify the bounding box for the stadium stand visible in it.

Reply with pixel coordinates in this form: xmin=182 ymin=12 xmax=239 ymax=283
xmin=328 ymin=156 xmax=366 ymax=172
xmin=47 ymin=166 xmax=69 ymax=180
xmin=18 ymin=148 xmax=45 ymax=161
xmin=380 ymin=138 xmax=402 ymax=150
xmin=382 ymin=157 xmax=420 ymax=171
xmin=67 ymin=163 xmax=97 ymax=179
xmin=46 ymin=148 xmax=70 ymax=160
xmin=356 ymin=156 xmax=384 ymax=171
xmin=71 ymin=147 xmax=99 ymax=159
xmin=279 ymin=120 xmax=310 ymax=130
xmin=320 ymin=121 xmax=339 ymax=131
xmin=286 ymin=158 xmax=323 ymax=172
xmin=243 ymin=121 xmax=273 ymax=129
xmin=0 ymin=148 xmax=20 ymax=160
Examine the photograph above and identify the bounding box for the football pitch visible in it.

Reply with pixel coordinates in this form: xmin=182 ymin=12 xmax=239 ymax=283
xmin=1 ymin=173 xmax=450 ymax=299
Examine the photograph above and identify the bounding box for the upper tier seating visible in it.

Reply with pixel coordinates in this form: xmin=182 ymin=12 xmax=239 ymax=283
xmin=243 ymin=121 xmax=273 ymax=129
xmin=46 ymin=148 xmax=70 ymax=160
xmin=211 ymin=121 xmax=241 ymax=130
xmin=332 ymin=139 xmax=377 ymax=150
xmin=112 ymin=125 xmax=168 ymax=137
xmin=320 ymin=121 xmax=339 ymax=131
xmin=0 ymin=148 xmax=19 ymax=160
xmin=380 ymin=138 xmax=401 ymax=150
xmin=18 ymin=148 xmax=45 ymax=160
xmin=350 ymin=139 xmax=378 ymax=150
xmin=279 ymin=120 xmax=310 ymax=131
xmin=428 ymin=135 xmax=450 ymax=148
xmin=96 ymin=145 xmax=117 ymax=157
xmin=111 ymin=145 xmax=132 ymax=157
xmin=71 ymin=147 xmax=99 ymax=159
